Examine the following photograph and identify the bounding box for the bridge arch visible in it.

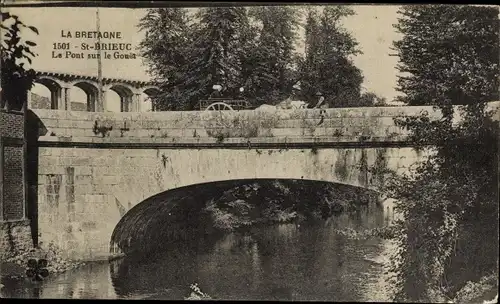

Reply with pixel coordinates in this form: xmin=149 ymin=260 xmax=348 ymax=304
xmin=109 ymin=178 xmax=382 ymax=259
xmin=36 ymin=145 xmax=420 ymax=260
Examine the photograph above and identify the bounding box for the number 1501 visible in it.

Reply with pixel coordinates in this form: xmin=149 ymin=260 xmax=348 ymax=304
xmin=53 ymin=42 xmax=70 ymax=50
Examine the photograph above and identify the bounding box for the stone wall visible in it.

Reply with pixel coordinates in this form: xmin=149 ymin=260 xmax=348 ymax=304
xmin=0 ymin=110 xmax=26 ymax=221
xmin=36 ymin=144 xmax=424 ymax=261
xmin=31 ymin=102 xmax=500 ymax=261
xmin=2 ymin=146 xmax=24 ymax=220
xmin=31 ymin=102 xmax=499 ymax=141
xmin=0 ymin=110 xmax=24 ymax=139
xmin=32 ymin=106 xmax=424 ymax=140
xmin=0 ymin=110 xmax=31 ymax=258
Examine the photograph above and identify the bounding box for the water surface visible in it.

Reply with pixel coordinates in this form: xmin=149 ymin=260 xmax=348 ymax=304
xmin=1 ymin=204 xmax=396 ymax=301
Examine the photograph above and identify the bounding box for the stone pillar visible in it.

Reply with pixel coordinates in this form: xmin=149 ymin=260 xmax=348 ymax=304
xmin=61 ymin=86 xmax=71 ymax=110
xmin=27 ymin=90 xmax=32 ymax=109
xmin=132 ymin=93 xmax=141 ymax=112
xmin=120 ymin=95 xmax=134 ymax=112
xmin=120 ymin=96 xmax=126 ymax=112
xmin=101 ymin=88 xmax=110 ymax=112
xmin=87 ymin=93 xmax=96 ymax=112
xmin=50 ymin=88 xmax=62 ymax=110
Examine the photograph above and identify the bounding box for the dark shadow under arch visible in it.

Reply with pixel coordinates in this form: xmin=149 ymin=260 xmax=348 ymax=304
xmin=110 ymin=178 xmax=380 ymax=260
xmin=143 ymin=87 xmax=160 ymax=96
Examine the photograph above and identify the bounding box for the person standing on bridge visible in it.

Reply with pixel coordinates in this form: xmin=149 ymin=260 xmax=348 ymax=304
xmin=210 ymin=84 xmax=223 ymax=99
xmin=290 ymin=82 xmax=301 ymax=101
xmin=313 ymin=92 xmax=326 ymax=109
xmin=314 ymin=92 xmax=327 ymax=125
xmin=237 ymin=87 xmax=245 ymax=99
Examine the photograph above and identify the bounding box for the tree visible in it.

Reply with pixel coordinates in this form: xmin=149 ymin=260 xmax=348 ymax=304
xmin=393 ymin=5 xmax=499 ymax=106
xmin=385 ymin=5 xmax=499 ymax=302
xmin=238 ymin=9 xmax=259 ymax=101
xmin=297 ymin=7 xmax=322 ymax=103
xmin=138 ymin=8 xmax=194 ymax=110
xmin=1 ymin=12 xmax=38 ymax=111
xmin=180 ymin=7 xmax=250 ymax=110
xmin=298 ymin=6 xmax=364 ymax=107
xmin=245 ymin=6 xmax=301 ymax=106
xmin=359 ymin=91 xmax=387 ymax=107
xmin=139 ymin=7 xmax=253 ymax=110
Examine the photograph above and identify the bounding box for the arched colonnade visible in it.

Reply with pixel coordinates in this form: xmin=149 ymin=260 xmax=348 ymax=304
xmin=30 ymin=71 xmax=160 ymax=112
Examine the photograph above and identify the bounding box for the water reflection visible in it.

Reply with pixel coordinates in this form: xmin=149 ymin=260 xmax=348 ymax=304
xmin=2 ymin=203 xmax=397 ymax=301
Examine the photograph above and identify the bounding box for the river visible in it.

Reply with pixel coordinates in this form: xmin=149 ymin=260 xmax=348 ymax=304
xmin=1 ymin=201 xmax=398 ymax=301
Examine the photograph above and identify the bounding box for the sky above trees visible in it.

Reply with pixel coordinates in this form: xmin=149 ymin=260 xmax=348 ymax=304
xmin=7 ymin=5 xmax=402 ymax=102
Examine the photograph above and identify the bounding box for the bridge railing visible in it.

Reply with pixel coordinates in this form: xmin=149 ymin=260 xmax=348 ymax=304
xmin=30 ymin=102 xmax=499 ymax=142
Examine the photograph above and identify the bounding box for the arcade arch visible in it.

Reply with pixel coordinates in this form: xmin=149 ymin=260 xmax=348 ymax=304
xmin=31 ymin=77 xmax=63 ymax=109
xmin=29 ymin=83 xmax=52 ymax=109
xmin=32 ymin=71 xmax=160 ymax=112
xmin=108 ymin=84 xmax=134 ymax=112
xmin=105 ymin=90 xmax=122 ymax=113
xmin=142 ymin=87 xmax=160 ymax=112
xmin=72 ymin=81 xmax=99 ymax=112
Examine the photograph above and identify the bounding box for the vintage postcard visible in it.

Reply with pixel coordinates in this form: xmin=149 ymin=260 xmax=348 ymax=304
xmin=0 ymin=1 xmax=498 ymax=302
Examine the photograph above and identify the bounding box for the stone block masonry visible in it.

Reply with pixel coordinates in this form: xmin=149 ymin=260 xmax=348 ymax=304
xmin=31 ymin=101 xmax=500 ymax=261
xmin=36 ymin=144 xmax=426 ymax=261
xmin=0 ymin=111 xmax=24 ymax=139
xmin=1 ymin=110 xmax=32 ymax=259
xmin=31 ymin=106 xmax=426 ymax=141
xmin=31 ymin=102 xmax=499 ymax=143
xmin=1 ymin=110 xmax=26 ymax=221
xmin=3 ymin=146 xmax=24 ymax=219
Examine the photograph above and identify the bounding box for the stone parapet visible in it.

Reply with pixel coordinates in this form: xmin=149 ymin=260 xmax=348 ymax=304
xmin=31 ymin=102 xmax=499 ymax=142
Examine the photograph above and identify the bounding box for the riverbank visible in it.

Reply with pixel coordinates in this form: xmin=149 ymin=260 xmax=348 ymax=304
xmin=1 ymin=242 xmax=85 ymax=281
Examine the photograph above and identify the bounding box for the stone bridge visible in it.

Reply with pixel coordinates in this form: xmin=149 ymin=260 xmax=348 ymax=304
xmin=2 ymin=101 xmax=498 ymax=261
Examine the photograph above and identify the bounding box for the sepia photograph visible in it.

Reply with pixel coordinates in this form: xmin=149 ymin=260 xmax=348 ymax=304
xmin=0 ymin=1 xmax=498 ymax=302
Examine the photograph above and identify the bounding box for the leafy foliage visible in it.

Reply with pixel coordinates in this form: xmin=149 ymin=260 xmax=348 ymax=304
xmin=1 ymin=12 xmax=39 ymax=111
xmin=203 ymin=180 xmax=378 ymax=232
xmin=359 ymin=91 xmax=388 ymax=107
xmin=384 ymin=5 xmax=499 ymax=302
xmin=393 ymin=5 xmax=499 ymax=106
xmin=183 ymin=7 xmax=249 ymax=109
xmin=298 ymin=6 xmax=364 ymax=107
xmin=244 ymin=6 xmax=301 ymax=106
xmin=138 ymin=8 xmax=194 ymax=110
xmin=138 ymin=6 xmax=368 ymax=110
